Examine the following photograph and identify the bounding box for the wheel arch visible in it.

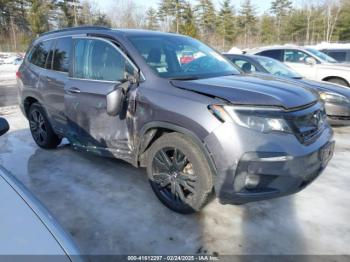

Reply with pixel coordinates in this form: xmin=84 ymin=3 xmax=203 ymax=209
xmin=136 ymin=121 xmax=217 ymax=176
xmin=322 ymin=76 xmax=350 ymax=86
xmin=23 ymin=96 xmax=39 ymax=117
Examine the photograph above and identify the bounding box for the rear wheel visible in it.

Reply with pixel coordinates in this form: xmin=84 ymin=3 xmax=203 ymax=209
xmin=28 ymin=103 xmax=61 ymax=149
xmin=146 ymin=133 xmax=213 ymax=214
xmin=326 ymin=77 xmax=349 ymax=87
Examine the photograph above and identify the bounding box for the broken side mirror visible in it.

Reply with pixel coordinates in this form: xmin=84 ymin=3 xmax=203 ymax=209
xmin=0 ymin=117 xmax=9 ymax=136
xmin=106 ymin=86 xmax=125 ymax=116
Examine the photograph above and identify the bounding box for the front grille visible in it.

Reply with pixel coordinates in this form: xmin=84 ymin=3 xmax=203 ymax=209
xmin=287 ymin=108 xmax=327 ymax=144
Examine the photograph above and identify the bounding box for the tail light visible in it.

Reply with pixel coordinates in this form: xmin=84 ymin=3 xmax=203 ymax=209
xmin=16 ymin=71 xmax=21 ymax=79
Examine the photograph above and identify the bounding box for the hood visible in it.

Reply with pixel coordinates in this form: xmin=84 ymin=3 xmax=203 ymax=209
xmin=171 ymin=74 xmax=317 ymax=110
xmin=299 ymin=79 xmax=350 ymax=98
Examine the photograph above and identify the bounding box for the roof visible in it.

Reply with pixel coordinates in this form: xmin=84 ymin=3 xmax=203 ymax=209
xmin=38 ymin=26 xmax=187 ymax=41
xmin=246 ymin=44 xmax=307 ymax=54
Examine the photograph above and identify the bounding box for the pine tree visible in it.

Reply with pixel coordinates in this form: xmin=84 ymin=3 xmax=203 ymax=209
xmin=146 ymin=7 xmax=159 ymax=30
xmin=238 ymin=0 xmax=257 ymax=47
xmin=217 ymin=0 xmax=235 ymax=49
xmin=259 ymin=14 xmax=275 ymax=44
xmin=270 ymin=0 xmax=292 ymax=42
xmin=27 ymin=0 xmax=50 ymax=35
xmin=57 ymin=0 xmax=81 ymax=27
xmin=158 ymin=0 xmax=185 ymax=33
xmin=93 ymin=12 xmax=111 ymax=27
xmin=336 ymin=0 xmax=350 ymax=41
xmin=179 ymin=2 xmax=197 ymax=37
xmin=195 ymin=0 xmax=216 ymax=42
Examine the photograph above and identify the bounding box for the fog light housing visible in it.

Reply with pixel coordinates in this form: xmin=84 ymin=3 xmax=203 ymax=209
xmin=245 ymin=174 xmax=260 ymax=189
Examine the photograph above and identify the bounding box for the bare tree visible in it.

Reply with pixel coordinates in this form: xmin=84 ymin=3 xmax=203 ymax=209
xmin=324 ymin=0 xmax=341 ymax=42
xmin=107 ymin=0 xmax=146 ymax=28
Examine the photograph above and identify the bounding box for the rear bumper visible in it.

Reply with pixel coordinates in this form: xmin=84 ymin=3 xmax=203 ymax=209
xmin=204 ymin=121 xmax=334 ymax=205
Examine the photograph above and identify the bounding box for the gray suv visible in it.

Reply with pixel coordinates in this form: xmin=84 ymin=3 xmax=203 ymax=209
xmin=17 ymin=26 xmax=334 ymax=213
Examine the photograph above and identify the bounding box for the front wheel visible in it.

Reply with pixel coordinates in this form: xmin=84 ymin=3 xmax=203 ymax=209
xmin=146 ymin=133 xmax=213 ymax=214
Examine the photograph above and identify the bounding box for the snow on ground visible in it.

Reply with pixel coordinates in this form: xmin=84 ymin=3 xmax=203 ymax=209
xmin=0 ymin=64 xmax=19 ymax=82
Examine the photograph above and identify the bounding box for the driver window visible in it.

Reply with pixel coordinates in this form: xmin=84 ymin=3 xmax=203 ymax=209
xmin=233 ymin=59 xmax=257 ymax=73
xmin=73 ymin=38 xmax=133 ymax=82
xmin=284 ymin=50 xmax=311 ymax=64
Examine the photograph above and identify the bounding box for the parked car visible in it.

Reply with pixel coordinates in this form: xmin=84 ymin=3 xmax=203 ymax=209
xmin=310 ymin=43 xmax=350 ymax=64
xmin=224 ymin=53 xmax=350 ymax=125
xmin=247 ymin=45 xmax=350 ymax=87
xmin=17 ymin=26 xmax=334 ymax=214
xmin=0 ymin=117 xmax=82 ymax=260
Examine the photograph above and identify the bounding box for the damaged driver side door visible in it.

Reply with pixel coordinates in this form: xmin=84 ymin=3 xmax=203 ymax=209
xmin=64 ymin=37 xmax=138 ymax=162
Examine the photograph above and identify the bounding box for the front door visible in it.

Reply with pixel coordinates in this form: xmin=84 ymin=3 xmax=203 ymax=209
xmin=64 ymin=37 xmax=138 ymax=162
xmin=283 ymin=49 xmax=317 ymax=80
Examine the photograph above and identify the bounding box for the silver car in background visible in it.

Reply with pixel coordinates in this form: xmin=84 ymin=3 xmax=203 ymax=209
xmin=0 ymin=117 xmax=82 ymax=261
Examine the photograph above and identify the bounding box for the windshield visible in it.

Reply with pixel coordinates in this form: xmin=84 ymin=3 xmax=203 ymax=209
xmin=255 ymin=56 xmax=302 ymax=78
xmin=127 ymin=35 xmax=240 ymax=79
xmin=306 ymin=48 xmax=337 ymax=63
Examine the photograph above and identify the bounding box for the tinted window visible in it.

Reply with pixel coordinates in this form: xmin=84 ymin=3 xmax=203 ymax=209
xmin=29 ymin=41 xmax=53 ymax=68
xmin=324 ymin=50 xmax=347 ymax=62
xmin=257 ymin=50 xmax=284 ymax=61
xmin=232 ymin=59 xmax=257 ymax=73
xmin=53 ymin=37 xmax=72 ymax=72
xmin=73 ymin=39 xmax=133 ymax=81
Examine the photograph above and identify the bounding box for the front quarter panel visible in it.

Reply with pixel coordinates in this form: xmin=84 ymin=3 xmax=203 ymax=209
xmin=136 ymin=80 xmax=222 ymax=141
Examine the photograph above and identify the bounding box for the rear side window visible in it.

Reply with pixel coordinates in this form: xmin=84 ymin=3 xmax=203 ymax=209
xmin=257 ymin=50 xmax=284 ymax=61
xmin=73 ymin=38 xmax=134 ymax=82
xmin=324 ymin=50 xmax=347 ymax=62
xmin=28 ymin=41 xmax=53 ymax=68
xmin=53 ymin=37 xmax=72 ymax=72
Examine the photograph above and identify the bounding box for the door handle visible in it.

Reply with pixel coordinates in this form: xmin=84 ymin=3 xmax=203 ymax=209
xmin=67 ymin=87 xmax=81 ymax=94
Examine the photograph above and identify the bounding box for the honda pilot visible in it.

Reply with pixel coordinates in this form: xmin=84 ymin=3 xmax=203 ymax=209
xmin=17 ymin=27 xmax=334 ymax=213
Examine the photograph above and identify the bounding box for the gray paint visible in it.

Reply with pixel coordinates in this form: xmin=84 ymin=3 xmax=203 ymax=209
xmin=17 ymin=28 xmax=334 ymax=205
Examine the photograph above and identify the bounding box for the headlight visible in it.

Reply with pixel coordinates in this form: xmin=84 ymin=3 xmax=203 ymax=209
xmin=319 ymin=92 xmax=349 ymax=104
xmin=208 ymin=105 xmax=291 ymax=133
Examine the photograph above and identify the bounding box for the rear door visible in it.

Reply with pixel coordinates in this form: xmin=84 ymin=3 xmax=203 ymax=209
xmin=64 ymin=37 xmax=138 ymax=161
xmin=42 ymin=37 xmax=72 ymax=134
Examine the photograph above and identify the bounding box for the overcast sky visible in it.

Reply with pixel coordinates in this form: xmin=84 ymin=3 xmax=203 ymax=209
xmin=91 ymin=0 xmax=274 ymax=14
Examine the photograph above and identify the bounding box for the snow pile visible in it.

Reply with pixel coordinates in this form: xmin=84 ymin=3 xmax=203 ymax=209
xmin=226 ymin=47 xmax=243 ymax=54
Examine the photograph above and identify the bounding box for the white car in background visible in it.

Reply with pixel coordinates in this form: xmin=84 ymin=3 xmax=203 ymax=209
xmin=247 ymin=45 xmax=350 ymax=87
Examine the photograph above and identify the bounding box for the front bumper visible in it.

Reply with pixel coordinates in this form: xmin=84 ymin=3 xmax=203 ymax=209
xmin=325 ymin=102 xmax=350 ymax=125
xmin=204 ymin=120 xmax=334 ymax=205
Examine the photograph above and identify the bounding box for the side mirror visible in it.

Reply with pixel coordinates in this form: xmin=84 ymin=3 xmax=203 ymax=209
xmin=106 ymin=87 xmax=125 ymax=116
xmin=0 ymin=117 xmax=9 ymax=136
xmin=305 ymin=57 xmax=316 ymax=66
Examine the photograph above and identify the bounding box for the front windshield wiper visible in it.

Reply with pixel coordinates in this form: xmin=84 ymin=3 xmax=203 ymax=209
xmin=169 ymin=76 xmax=199 ymax=81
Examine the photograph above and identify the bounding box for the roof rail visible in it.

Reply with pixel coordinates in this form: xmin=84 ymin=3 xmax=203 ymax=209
xmin=39 ymin=26 xmax=111 ymax=37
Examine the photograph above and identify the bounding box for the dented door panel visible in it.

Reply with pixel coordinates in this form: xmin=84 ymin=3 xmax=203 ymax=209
xmin=64 ymin=78 xmax=134 ymax=162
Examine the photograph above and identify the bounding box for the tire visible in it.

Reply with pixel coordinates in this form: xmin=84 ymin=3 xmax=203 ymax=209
xmin=28 ymin=103 xmax=61 ymax=149
xmin=326 ymin=78 xmax=349 ymax=87
xmin=146 ymin=132 xmax=213 ymax=214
